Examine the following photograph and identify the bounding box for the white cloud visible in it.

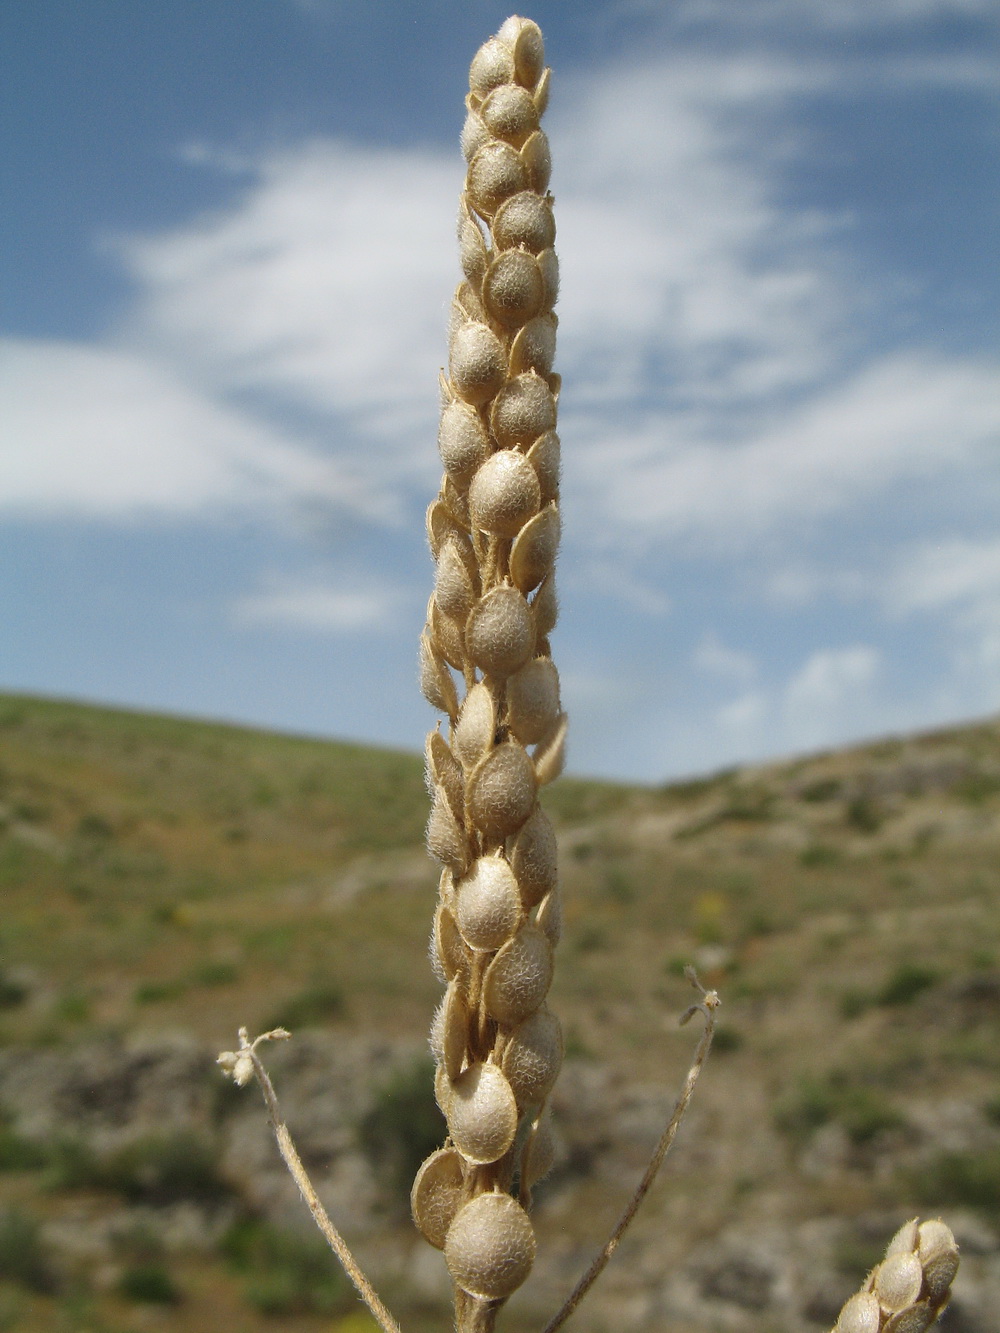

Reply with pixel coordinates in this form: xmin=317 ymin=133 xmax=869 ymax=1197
xmin=694 ymin=634 xmax=757 ymax=682
xmin=785 ymin=644 xmax=880 ymax=714
xmin=232 ymin=576 xmax=400 ymax=632
xmin=891 ymin=537 xmax=1000 ymax=613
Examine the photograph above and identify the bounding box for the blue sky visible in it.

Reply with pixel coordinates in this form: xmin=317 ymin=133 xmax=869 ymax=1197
xmin=3 ymin=0 xmax=998 ymax=782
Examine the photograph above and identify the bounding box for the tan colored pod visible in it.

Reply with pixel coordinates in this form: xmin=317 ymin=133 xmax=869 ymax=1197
xmin=467 ymin=741 xmax=538 ymax=843
xmin=886 ymin=1220 xmax=919 ymax=1257
xmin=532 ymin=65 xmax=550 ymax=116
xmin=469 ymin=38 xmax=516 ymax=99
xmin=481 ymin=83 xmax=539 ymax=147
xmin=449 ymin=321 xmax=506 ymax=405
xmin=467 ymin=141 xmax=529 ymax=218
xmin=520 ymin=130 xmax=551 ymax=194
xmin=510 ymin=804 xmax=558 ymax=907
xmin=521 ymin=1109 xmax=556 ymax=1190
xmin=874 ymin=1253 xmax=923 ymax=1313
xmin=454 ymin=278 xmax=487 ymax=326
xmin=434 ymin=1061 xmax=452 ymax=1115
xmin=427 ymin=784 xmax=468 ymax=875
xmin=441 ymin=977 xmax=469 ymax=1080
xmin=510 ymin=315 xmax=557 ymax=377
xmin=507 ymin=656 xmax=560 ymax=744
xmin=460 ymin=108 xmax=489 ymax=164
xmin=419 ymin=630 xmax=458 ymax=718
xmin=455 ymin=855 xmax=521 ymax=951
xmin=537 ymin=247 xmax=559 ymax=307
xmin=411 ymin=1147 xmax=465 ymax=1250
xmin=432 ymin=899 xmax=465 ymax=983
xmin=527 ymin=430 xmax=560 ymax=506
xmin=458 ymin=198 xmax=489 ymax=281
xmin=446 ymin=1061 xmax=518 ymax=1165
xmin=484 ymin=925 xmax=554 ymax=1025
xmin=917 ymin=1219 xmax=956 ymax=1263
xmin=531 ymin=572 xmax=558 ymax=639
xmin=835 ymin=1292 xmax=880 ymax=1333
xmin=438 ymin=400 xmax=490 ymax=481
xmin=466 ymin=585 xmax=534 ymax=678
xmin=884 ymin=1305 xmax=934 ymax=1333
xmin=483 ymin=250 xmax=545 ymax=327
xmin=535 ymin=887 xmax=562 ymax=947
xmin=444 ymin=1191 xmax=536 ymax=1301
xmin=534 ymin=712 xmax=568 ymax=786
xmin=442 ymin=474 xmax=472 ymax=531
xmin=429 ymin=597 xmax=466 ymax=672
xmin=468 ymin=451 xmax=541 ymax=539
xmin=921 ymin=1247 xmax=959 ymax=1303
xmin=493 ymin=190 xmax=556 ymax=254
xmin=507 ymin=17 xmax=546 ymax=89
xmin=491 ymin=372 xmax=557 ymax=449
xmin=426 ymin=730 xmax=464 ymax=823
xmin=454 ymin=681 xmax=496 ymax=769
xmin=510 ymin=504 xmax=560 ymax=595
xmin=434 ymin=538 xmax=475 ymax=620
xmin=502 ymin=1005 xmax=562 ymax=1107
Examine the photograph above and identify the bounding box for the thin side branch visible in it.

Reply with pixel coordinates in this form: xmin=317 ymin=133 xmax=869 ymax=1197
xmin=218 ymin=1028 xmax=403 ymax=1333
xmin=540 ymin=971 xmax=720 ymax=1333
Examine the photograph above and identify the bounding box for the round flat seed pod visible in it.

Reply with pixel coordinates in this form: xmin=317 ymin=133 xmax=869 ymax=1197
xmin=419 ymin=631 xmax=458 ymax=718
xmin=491 ymin=373 xmax=556 ymax=449
xmin=521 ymin=1110 xmax=555 ymax=1189
xmin=884 ymin=1305 xmax=934 ymax=1333
xmin=434 ymin=538 xmax=475 ymax=620
xmin=432 ymin=901 xmax=465 ymax=983
xmin=508 ymin=18 xmax=545 ymax=88
xmin=427 ymin=784 xmax=467 ymax=874
xmin=461 ymin=109 xmax=489 ymax=163
xmin=537 ymin=247 xmax=559 ymax=307
xmin=507 ymin=656 xmax=560 ymax=744
xmin=469 ymin=451 xmax=541 ymax=538
xmin=483 ymin=250 xmax=544 ymax=327
xmin=520 ymin=130 xmax=551 ymax=193
xmin=502 ymin=1005 xmax=562 ymax=1107
xmin=445 ymin=1191 xmax=536 ymax=1301
xmin=483 ymin=925 xmax=553 ymax=1025
xmin=455 ymin=279 xmax=487 ymax=325
xmin=535 ymin=887 xmax=562 ymax=946
xmin=430 ymin=598 xmax=466 ymax=672
xmin=435 ymin=1062 xmax=452 ymax=1115
xmin=835 ymin=1292 xmax=880 ymax=1333
xmin=442 ymin=977 xmax=469 ymax=1080
xmin=885 ymin=1220 xmax=919 ymax=1257
xmin=917 ymin=1220 xmax=956 ymax=1263
xmin=426 ymin=730 xmax=464 ymax=822
xmin=455 ymin=855 xmax=521 ymax=951
xmin=921 ymin=1248 xmax=959 ymax=1303
xmin=467 ymin=142 xmax=528 ymax=218
xmin=493 ymin=191 xmax=556 ymax=253
xmin=442 ymin=475 xmax=471 ymax=531
xmin=510 ymin=503 xmax=560 ymax=594
xmin=534 ymin=712 xmax=568 ymax=786
xmin=469 ymin=38 xmax=516 ymax=98
xmin=446 ymin=1061 xmax=518 ymax=1165
xmin=427 ymin=497 xmax=465 ymax=560
xmin=439 ymin=400 xmax=490 ymax=481
xmin=454 ymin=681 xmax=496 ymax=768
xmin=468 ymin=741 xmax=537 ymax=842
xmin=526 ymin=428 xmax=560 ymax=500
xmin=412 ymin=1148 xmax=465 ymax=1250
xmin=458 ymin=200 xmax=489 ymax=282
xmin=510 ymin=315 xmax=557 ymax=376
xmin=531 ymin=572 xmax=558 ymax=638
xmin=481 ymin=84 xmax=538 ymax=147
xmin=874 ymin=1253 xmax=923 ymax=1313
xmin=510 ymin=804 xmax=558 ymax=907
xmin=532 ymin=66 xmax=551 ymax=116
xmin=449 ymin=322 xmax=506 ymax=405
xmin=466 ymin=585 xmax=534 ymax=678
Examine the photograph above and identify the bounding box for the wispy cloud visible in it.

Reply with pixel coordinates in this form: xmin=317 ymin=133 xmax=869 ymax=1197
xmin=232 ymin=575 xmax=400 ymax=632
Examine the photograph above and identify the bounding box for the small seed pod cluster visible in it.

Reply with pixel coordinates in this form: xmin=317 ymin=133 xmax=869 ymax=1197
xmin=415 ymin=15 xmax=564 ymax=1320
xmin=832 ymin=1218 xmax=959 ymax=1333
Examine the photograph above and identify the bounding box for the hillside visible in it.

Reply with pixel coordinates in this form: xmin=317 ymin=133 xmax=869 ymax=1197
xmin=0 ymin=693 xmax=998 ymax=1333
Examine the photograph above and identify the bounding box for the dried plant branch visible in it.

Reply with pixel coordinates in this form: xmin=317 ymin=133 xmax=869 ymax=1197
xmin=540 ymin=971 xmax=720 ymax=1333
xmin=217 ymin=1028 xmax=403 ymax=1333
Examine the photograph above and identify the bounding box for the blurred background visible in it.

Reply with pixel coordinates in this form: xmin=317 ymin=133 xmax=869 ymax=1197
xmin=3 ymin=0 xmax=998 ymax=783
xmin=1 ymin=5 xmax=999 ymax=1333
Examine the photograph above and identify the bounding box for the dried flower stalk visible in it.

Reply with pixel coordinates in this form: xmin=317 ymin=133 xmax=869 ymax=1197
xmin=414 ymin=15 xmax=564 ymax=1331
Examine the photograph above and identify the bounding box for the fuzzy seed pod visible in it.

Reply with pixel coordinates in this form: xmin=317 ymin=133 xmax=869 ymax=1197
xmin=458 ymin=203 xmax=489 ymax=285
xmin=493 ymin=191 xmax=556 ymax=253
xmin=531 ymin=572 xmax=559 ymax=639
xmin=483 ymin=249 xmax=545 ymax=327
xmin=884 ymin=1306 xmax=934 ymax=1333
xmin=468 ymin=451 xmax=542 ymax=538
xmin=484 ymin=925 xmax=554 ymax=1026
xmin=481 ymin=84 xmax=539 ymax=147
xmin=446 ymin=1061 xmax=518 ymax=1165
xmin=920 ymin=1248 xmax=959 ymax=1303
xmin=535 ymin=887 xmax=562 ymax=946
xmin=499 ymin=16 xmax=546 ymax=89
xmin=434 ymin=538 xmax=476 ymax=621
xmin=467 ymin=741 xmax=538 ymax=843
xmin=441 ymin=977 xmax=469 ymax=1080
xmin=526 ymin=429 xmax=560 ymax=500
xmin=430 ymin=597 xmax=467 ymax=672
xmin=490 ymin=372 xmax=556 ymax=449
xmin=466 ymin=584 xmax=535 ymax=678
xmin=444 ymin=1191 xmax=536 ymax=1301
xmin=874 ymin=1253 xmax=923 ymax=1313
xmin=509 ymin=804 xmax=558 ymax=907
xmin=507 ymin=656 xmax=560 ymax=744
xmin=511 ymin=504 xmax=561 ymax=594
xmin=520 ymin=129 xmax=552 ymax=193
xmin=454 ymin=681 xmax=496 ymax=768
xmin=533 ymin=712 xmax=568 ymax=786
xmin=501 ymin=1005 xmax=562 ymax=1108
xmin=432 ymin=899 xmax=465 ymax=983
xmin=460 ymin=109 xmax=490 ymax=163
xmin=455 ymin=855 xmax=522 ymax=951
xmin=427 ymin=784 xmax=468 ymax=874
xmin=521 ymin=1109 xmax=556 ymax=1191
xmin=426 ymin=495 xmax=465 ymax=560
xmin=411 ymin=1148 xmax=465 ymax=1250
xmin=426 ymin=730 xmax=464 ymax=823
xmin=510 ymin=314 xmax=557 ymax=377
xmin=467 ymin=141 xmax=529 ymax=217
xmin=537 ymin=247 xmax=559 ymax=306
xmin=835 ymin=1292 xmax=881 ymax=1333
xmin=449 ymin=322 xmax=507 ymax=405
xmin=439 ymin=400 xmax=491 ymax=481
xmin=419 ymin=630 xmax=458 ymax=718
xmin=532 ymin=65 xmax=551 ymax=115
xmin=435 ymin=1061 xmax=452 ymax=1115
xmin=469 ymin=38 xmax=516 ymax=99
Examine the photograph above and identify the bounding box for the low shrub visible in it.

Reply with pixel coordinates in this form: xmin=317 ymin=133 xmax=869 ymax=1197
xmin=357 ymin=1056 xmax=445 ymax=1200
xmin=118 ymin=1263 xmax=180 ymax=1304
xmin=877 ymin=964 xmax=937 ymax=1007
xmin=221 ymin=1217 xmax=353 ymax=1317
xmin=0 ymin=1208 xmax=56 ymax=1294
xmin=775 ymin=1074 xmax=905 ymax=1146
xmin=909 ymin=1147 xmax=1000 ymax=1217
